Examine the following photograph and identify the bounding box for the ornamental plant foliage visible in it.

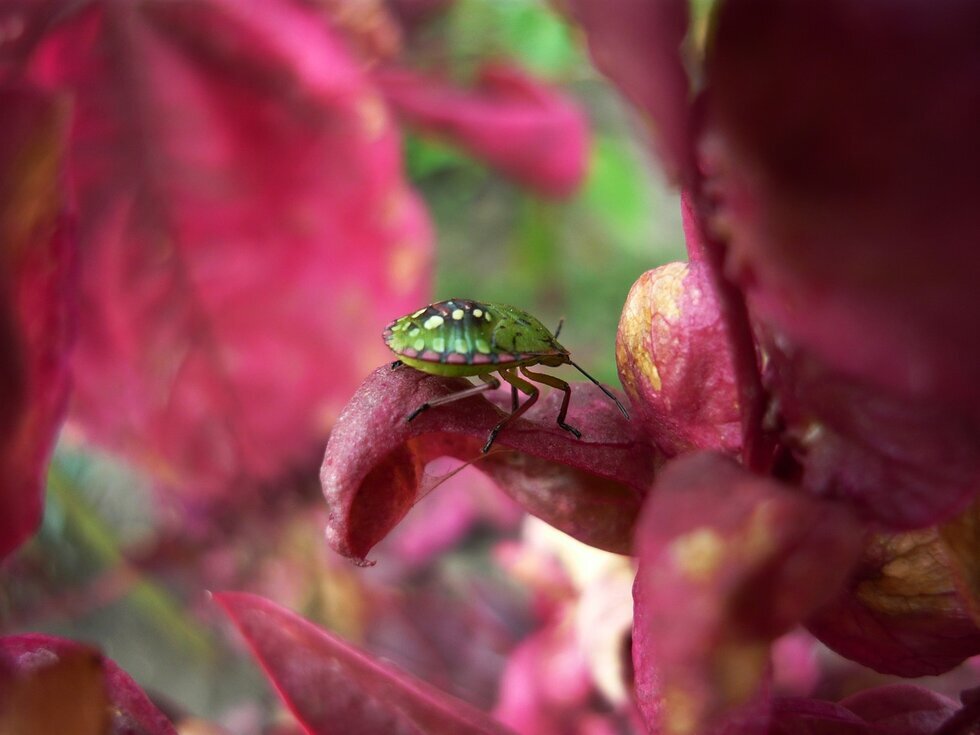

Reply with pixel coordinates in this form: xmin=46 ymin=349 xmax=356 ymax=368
xmin=2 ymin=0 xmax=980 ymax=734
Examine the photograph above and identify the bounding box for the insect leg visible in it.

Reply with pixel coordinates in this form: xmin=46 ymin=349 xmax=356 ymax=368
xmin=511 ymin=385 xmax=519 ymax=412
xmin=483 ymin=369 xmax=538 ymax=453
xmin=520 ymin=367 xmax=581 ymax=439
xmin=390 ymin=360 xmax=404 ymax=370
xmin=407 ymin=375 xmax=500 ymax=422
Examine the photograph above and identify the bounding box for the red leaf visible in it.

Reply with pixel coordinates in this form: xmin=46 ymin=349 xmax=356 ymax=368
xmin=565 ymin=0 xmax=692 ymax=181
xmin=632 ymin=452 xmax=864 ymax=734
xmin=765 ymin=342 xmax=980 ymax=529
xmin=0 ymin=83 xmax=74 ymax=560
xmin=616 ymin=258 xmax=740 ymax=456
xmin=376 ymin=63 xmax=588 ymax=197
xmin=769 ymin=698 xmax=871 ymax=735
xmin=840 ymin=684 xmax=959 ymax=735
xmin=214 ymin=591 xmax=515 ymax=735
xmin=26 ymin=0 xmax=431 ymax=505
xmin=806 ymin=526 xmax=980 ymax=677
xmin=320 ymin=364 xmax=657 ymax=562
xmin=704 ymin=0 xmax=980 ymax=418
xmin=0 ymin=634 xmax=176 ymax=735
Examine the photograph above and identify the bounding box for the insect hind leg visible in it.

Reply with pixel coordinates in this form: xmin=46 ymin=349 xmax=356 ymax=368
xmin=520 ymin=367 xmax=581 ymax=439
xmin=483 ymin=369 xmax=539 ymax=453
xmin=406 ymin=374 xmax=500 ymax=422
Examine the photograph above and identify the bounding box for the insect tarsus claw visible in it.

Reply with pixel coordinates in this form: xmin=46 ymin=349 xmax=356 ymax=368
xmin=406 ymin=404 xmax=429 ymax=422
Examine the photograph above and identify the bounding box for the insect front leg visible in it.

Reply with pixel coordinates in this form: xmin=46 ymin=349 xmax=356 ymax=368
xmin=390 ymin=360 xmax=404 ymax=370
xmin=520 ymin=367 xmax=581 ymax=439
xmin=406 ymin=374 xmax=500 ymax=422
xmin=484 ymin=369 xmax=539 ymax=453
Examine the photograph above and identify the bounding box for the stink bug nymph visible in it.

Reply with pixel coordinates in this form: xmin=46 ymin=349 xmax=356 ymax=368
xmin=383 ymin=298 xmax=630 ymax=453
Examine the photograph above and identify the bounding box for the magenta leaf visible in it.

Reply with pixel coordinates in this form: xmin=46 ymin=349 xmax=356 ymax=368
xmin=25 ymin=0 xmax=431 ymax=505
xmin=616 ymin=257 xmax=740 ymax=457
xmin=565 ymin=0 xmax=692 ymax=181
xmin=769 ymin=698 xmax=872 ymax=735
xmin=0 ymin=83 xmax=74 ymax=560
xmin=0 ymin=634 xmax=177 ymax=735
xmin=632 ymin=452 xmax=864 ymax=734
xmin=704 ymin=0 xmax=980 ymax=420
xmin=805 ymin=526 xmax=980 ymax=677
xmin=375 ymin=63 xmax=588 ymax=197
xmin=214 ymin=591 xmax=515 ymax=735
xmin=321 ymin=364 xmax=657 ymax=562
xmin=840 ymin=684 xmax=959 ymax=735
xmin=764 ymin=342 xmax=980 ymax=529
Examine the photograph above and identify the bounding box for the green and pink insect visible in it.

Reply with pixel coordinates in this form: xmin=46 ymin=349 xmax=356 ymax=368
xmin=384 ymin=298 xmax=630 ymax=453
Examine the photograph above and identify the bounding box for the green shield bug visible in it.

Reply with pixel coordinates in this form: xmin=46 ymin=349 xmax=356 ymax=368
xmin=383 ymin=298 xmax=630 ymax=452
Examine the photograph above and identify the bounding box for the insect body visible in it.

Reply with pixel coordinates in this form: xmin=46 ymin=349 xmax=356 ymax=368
xmin=383 ymin=298 xmax=630 ymax=452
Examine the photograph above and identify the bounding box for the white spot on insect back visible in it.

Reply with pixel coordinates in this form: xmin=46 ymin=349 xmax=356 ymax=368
xmin=412 ymin=308 xmax=426 ymax=318
xmin=424 ymin=315 xmax=444 ymax=330
xmin=452 ymin=309 xmax=464 ymax=320
xmin=473 ymin=308 xmax=483 ymax=318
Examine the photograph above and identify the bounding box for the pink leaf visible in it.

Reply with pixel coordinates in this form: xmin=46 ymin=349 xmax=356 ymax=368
xmin=764 ymin=341 xmax=980 ymax=529
xmin=376 ymin=64 xmax=588 ymax=197
xmin=214 ymin=591 xmax=515 ymax=735
xmin=841 ymin=684 xmax=959 ymax=735
xmin=26 ymin=0 xmax=431 ymax=506
xmin=320 ymin=364 xmax=658 ymax=563
xmin=565 ymin=0 xmax=692 ymax=181
xmin=0 ymin=83 xmax=74 ymax=560
xmin=769 ymin=698 xmax=871 ymax=735
xmin=616 ymin=258 xmax=740 ymax=456
xmin=806 ymin=526 xmax=980 ymax=677
xmin=704 ymin=0 xmax=980 ymax=419
xmin=0 ymin=634 xmax=177 ymax=735
xmin=632 ymin=452 xmax=864 ymax=734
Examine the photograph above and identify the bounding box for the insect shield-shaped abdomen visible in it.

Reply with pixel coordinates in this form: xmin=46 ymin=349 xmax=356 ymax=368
xmin=383 ymin=298 xmax=629 ymax=452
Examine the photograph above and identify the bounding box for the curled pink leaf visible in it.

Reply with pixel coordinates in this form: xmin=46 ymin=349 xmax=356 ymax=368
xmin=806 ymin=526 xmax=980 ymax=677
xmin=376 ymin=64 xmax=588 ymax=197
xmin=565 ymin=0 xmax=692 ymax=180
xmin=769 ymin=698 xmax=871 ymax=735
xmin=214 ymin=591 xmax=515 ymax=735
xmin=0 ymin=83 xmax=74 ymax=560
xmin=0 ymin=633 xmax=176 ymax=735
xmin=704 ymin=0 xmax=980 ymax=418
xmin=632 ymin=452 xmax=864 ymax=734
xmin=321 ymin=364 xmax=658 ymax=562
xmin=26 ymin=0 xmax=431 ymax=506
xmin=616 ymin=259 xmax=739 ymax=456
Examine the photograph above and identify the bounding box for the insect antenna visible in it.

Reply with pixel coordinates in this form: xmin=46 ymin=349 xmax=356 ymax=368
xmin=568 ymin=360 xmax=630 ymax=419
xmin=553 ymin=317 xmax=565 ymax=339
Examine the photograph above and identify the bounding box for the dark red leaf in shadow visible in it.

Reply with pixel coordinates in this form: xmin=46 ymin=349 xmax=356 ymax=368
xmin=705 ymin=0 xmax=980 ymax=417
xmin=769 ymin=698 xmax=871 ymax=735
xmin=321 ymin=364 xmax=659 ymax=563
xmin=617 ymin=257 xmax=739 ymax=457
xmin=565 ymin=0 xmax=692 ymax=180
xmin=765 ymin=342 xmax=980 ymax=529
xmin=375 ymin=64 xmax=588 ymax=197
xmin=805 ymin=525 xmax=980 ymax=677
xmin=26 ymin=0 xmax=431 ymax=506
xmin=0 ymin=83 xmax=74 ymax=560
xmin=840 ymin=684 xmax=959 ymax=735
xmin=0 ymin=634 xmax=176 ymax=735
xmin=214 ymin=591 xmax=515 ymax=735
xmin=632 ymin=452 xmax=863 ymax=734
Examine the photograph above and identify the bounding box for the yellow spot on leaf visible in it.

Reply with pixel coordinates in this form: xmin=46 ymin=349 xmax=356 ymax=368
xmin=663 ymin=687 xmax=698 ymax=735
xmin=424 ymin=315 xmax=444 ymax=330
xmin=670 ymin=528 xmax=724 ymax=582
